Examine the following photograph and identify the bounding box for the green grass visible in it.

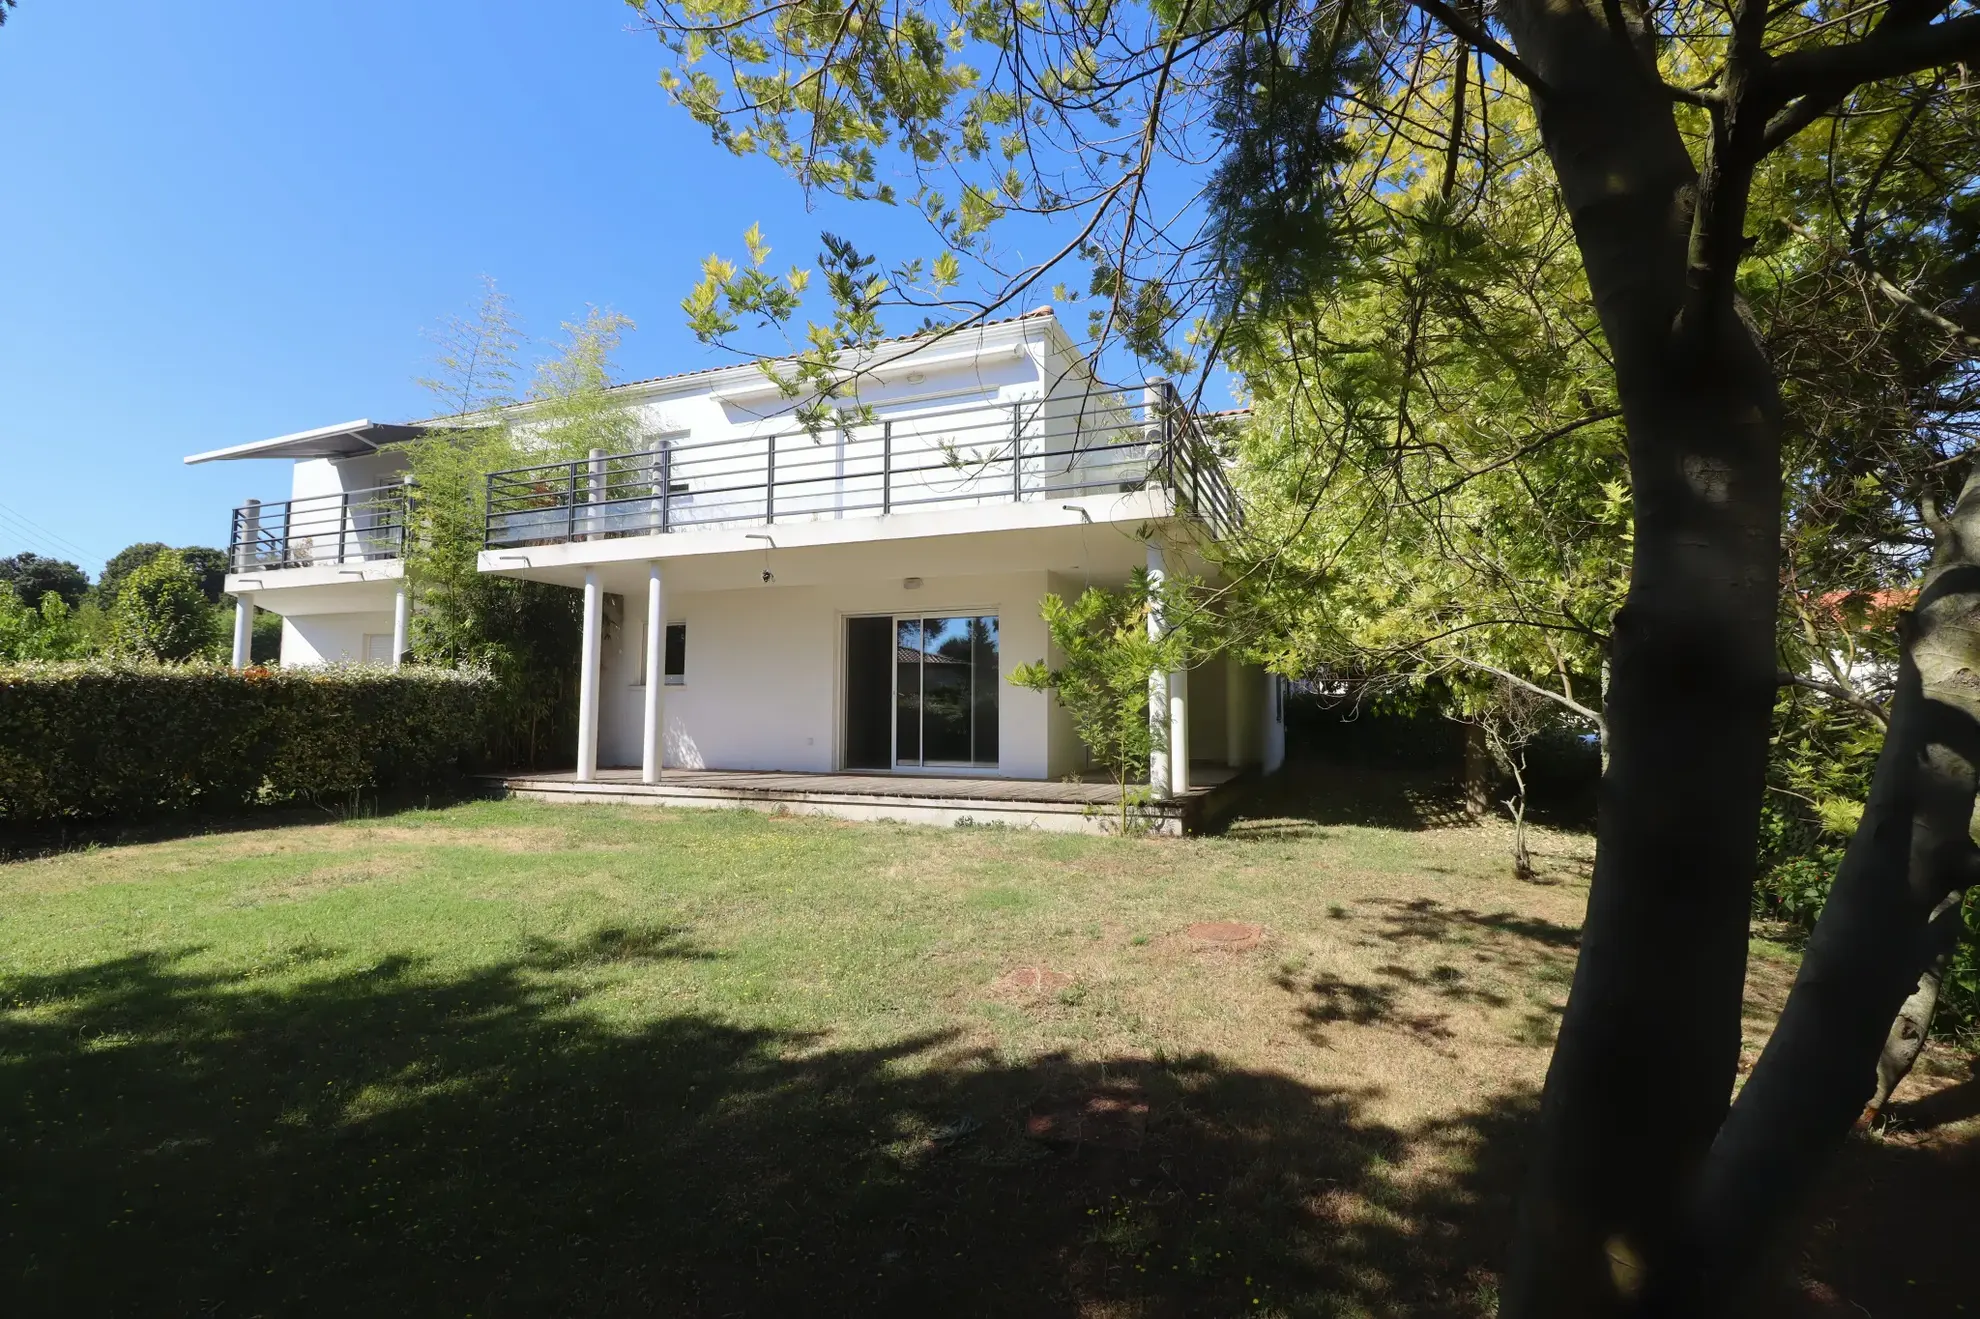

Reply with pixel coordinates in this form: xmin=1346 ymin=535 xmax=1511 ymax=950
xmin=1 ymin=795 xmax=1606 ymax=1317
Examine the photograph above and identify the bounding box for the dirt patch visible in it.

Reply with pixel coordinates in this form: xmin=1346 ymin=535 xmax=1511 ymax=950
xmin=1186 ymin=921 xmax=1265 ymax=950
xmin=1025 ymin=1086 xmax=1150 ymax=1150
xmin=994 ymin=966 xmax=1075 ymax=995
xmin=239 ymin=865 xmax=391 ymax=904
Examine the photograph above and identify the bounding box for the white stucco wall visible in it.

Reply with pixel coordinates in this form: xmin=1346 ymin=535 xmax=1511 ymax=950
xmin=595 ymin=568 xmax=1059 ymax=776
xmin=281 ymin=612 xmax=395 ymax=666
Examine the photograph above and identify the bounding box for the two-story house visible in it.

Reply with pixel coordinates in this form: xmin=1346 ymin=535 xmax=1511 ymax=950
xmin=185 ymin=309 xmax=1285 ymax=829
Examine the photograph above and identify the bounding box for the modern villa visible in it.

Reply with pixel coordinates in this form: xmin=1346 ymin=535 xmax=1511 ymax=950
xmin=184 ymin=309 xmax=1285 ymax=830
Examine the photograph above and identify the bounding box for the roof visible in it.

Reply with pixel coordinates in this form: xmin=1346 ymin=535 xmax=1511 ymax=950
xmin=186 ymin=308 xmax=1072 ymax=464
xmin=182 ymin=420 xmax=427 ymax=466
xmin=606 ymin=305 xmax=1064 ymax=398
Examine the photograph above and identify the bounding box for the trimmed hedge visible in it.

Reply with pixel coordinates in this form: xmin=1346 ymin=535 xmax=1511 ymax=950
xmin=0 ymin=662 xmax=498 ymax=826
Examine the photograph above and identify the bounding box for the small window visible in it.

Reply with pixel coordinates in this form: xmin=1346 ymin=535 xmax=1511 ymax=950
xmin=665 ymin=623 xmax=686 ymax=685
xmin=634 ymin=621 xmax=687 ymax=686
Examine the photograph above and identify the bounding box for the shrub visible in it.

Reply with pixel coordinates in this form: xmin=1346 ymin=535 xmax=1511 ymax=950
xmin=111 ymin=551 xmax=216 ymax=662
xmin=0 ymin=661 xmax=497 ymax=826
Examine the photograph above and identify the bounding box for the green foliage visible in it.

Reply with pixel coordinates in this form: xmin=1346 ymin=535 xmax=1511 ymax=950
xmin=0 ymin=586 xmax=97 ymax=662
xmin=396 ymin=288 xmax=643 ymax=766
xmin=96 ymin=542 xmax=232 ymax=609
xmin=1218 ymin=85 xmax=1623 ymax=740
xmin=0 ymin=552 xmax=89 ymax=609
xmin=1010 ymin=568 xmax=1213 ymax=832
xmin=110 ymin=550 xmax=216 ymax=663
xmin=0 ymin=661 xmax=496 ymax=825
xmin=94 ymin=542 xmax=171 ymax=607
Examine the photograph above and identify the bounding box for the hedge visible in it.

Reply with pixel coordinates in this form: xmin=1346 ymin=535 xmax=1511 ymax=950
xmin=0 ymin=661 xmax=499 ymax=826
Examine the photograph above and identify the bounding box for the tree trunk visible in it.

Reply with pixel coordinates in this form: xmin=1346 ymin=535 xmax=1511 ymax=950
xmin=1646 ymin=473 xmax=1980 ymax=1313
xmin=1494 ymin=3 xmax=1785 ymax=1313
xmin=1464 ymin=720 xmax=1494 ymax=820
xmin=1864 ymin=891 xmax=1965 ymax=1122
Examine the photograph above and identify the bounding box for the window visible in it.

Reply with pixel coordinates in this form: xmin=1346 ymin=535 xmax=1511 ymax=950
xmin=665 ymin=622 xmax=685 ymax=685
xmin=894 ymin=615 xmax=999 ymax=766
xmin=633 ymin=621 xmax=687 ymax=686
xmin=363 ymin=633 xmax=394 ymax=665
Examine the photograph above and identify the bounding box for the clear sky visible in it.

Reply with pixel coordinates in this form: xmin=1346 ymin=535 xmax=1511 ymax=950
xmin=0 ymin=1 xmax=996 ymax=575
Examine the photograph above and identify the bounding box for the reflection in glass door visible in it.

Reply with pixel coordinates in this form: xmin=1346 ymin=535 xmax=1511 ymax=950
xmin=893 ymin=615 xmax=999 ymax=767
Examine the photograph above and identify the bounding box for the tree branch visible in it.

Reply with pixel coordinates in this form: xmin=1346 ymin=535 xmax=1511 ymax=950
xmin=1777 ymin=667 xmax=1892 ymax=727
xmin=1760 ymin=0 xmax=1960 ymax=153
xmin=1403 ymin=0 xmax=1549 ymax=93
xmin=1769 ymin=12 xmax=1980 ymax=96
xmin=1785 ymin=219 xmax=1980 ymax=356
xmin=1448 ymin=657 xmax=1609 ymax=737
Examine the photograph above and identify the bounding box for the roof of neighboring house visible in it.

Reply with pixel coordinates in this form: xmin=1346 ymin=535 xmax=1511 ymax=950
xmin=1807 ymin=586 xmax=1918 ymax=629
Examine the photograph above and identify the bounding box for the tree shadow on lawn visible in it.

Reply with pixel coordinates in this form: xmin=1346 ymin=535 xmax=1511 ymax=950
xmin=1220 ymin=762 xmax=1475 ymax=837
xmin=6 ymin=927 xmax=1968 ymax=1317
xmin=3 ymin=927 xmax=1532 ymax=1318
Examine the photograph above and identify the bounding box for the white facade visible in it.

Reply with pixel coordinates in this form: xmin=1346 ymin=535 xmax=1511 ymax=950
xmin=185 ymin=309 xmax=1283 ymax=794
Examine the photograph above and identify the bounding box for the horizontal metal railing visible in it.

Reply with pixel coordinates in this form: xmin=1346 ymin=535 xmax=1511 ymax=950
xmin=229 ymin=481 xmax=411 ymax=573
xmin=482 ymin=393 xmax=1241 ymax=550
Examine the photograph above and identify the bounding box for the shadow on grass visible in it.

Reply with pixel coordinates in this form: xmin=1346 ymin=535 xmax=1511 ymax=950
xmin=0 ymin=783 xmax=499 ymax=862
xmin=3 ymin=928 xmax=1534 ymax=1317
xmin=1219 ymin=761 xmax=1476 ymax=837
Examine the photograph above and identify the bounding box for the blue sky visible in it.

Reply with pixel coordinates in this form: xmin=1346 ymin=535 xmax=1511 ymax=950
xmin=0 ymin=1 xmax=1044 ymax=575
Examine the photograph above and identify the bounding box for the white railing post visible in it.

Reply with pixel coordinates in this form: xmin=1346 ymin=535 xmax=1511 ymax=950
xmin=231 ymin=594 xmax=254 ymax=669
xmin=587 ymin=448 xmax=606 ymax=541
xmin=240 ymin=498 xmax=262 ymax=570
xmin=642 ymin=563 xmax=666 ymax=783
xmin=577 ymin=569 xmax=603 ymax=782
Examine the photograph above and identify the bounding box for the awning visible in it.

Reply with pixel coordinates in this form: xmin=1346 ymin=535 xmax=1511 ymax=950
xmin=182 ymin=419 xmax=426 ymax=465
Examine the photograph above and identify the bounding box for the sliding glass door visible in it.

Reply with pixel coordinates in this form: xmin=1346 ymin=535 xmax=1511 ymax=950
xmin=847 ymin=613 xmax=999 ymax=769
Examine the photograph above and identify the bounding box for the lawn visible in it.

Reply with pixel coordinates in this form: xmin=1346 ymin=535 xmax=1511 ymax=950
xmin=0 ymin=776 xmax=1970 ymax=1317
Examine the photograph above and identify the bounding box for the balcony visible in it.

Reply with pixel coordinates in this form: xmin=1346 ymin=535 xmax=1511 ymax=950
xmin=229 ymin=481 xmax=412 ymax=573
xmin=482 ymin=395 xmax=1240 ymax=552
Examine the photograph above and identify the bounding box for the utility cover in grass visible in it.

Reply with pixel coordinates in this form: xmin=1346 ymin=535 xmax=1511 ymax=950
xmin=1185 ymin=920 xmax=1264 ymax=949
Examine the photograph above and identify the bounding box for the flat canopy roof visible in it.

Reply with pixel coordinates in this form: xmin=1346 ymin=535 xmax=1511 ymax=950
xmin=182 ymin=420 xmax=426 ymax=465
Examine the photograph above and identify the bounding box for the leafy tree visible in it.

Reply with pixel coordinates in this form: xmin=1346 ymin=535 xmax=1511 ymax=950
xmin=0 ymin=585 xmax=93 ymax=661
xmin=0 ymin=552 xmax=89 ymax=609
xmin=97 ymin=543 xmax=231 ymax=606
xmin=396 ymin=284 xmax=643 ymax=766
xmin=110 ymin=550 xmax=216 ymax=663
xmin=632 ymin=0 xmax=1980 ymax=1307
xmin=177 ymin=547 xmax=230 ymax=605
xmin=95 ymin=542 xmax=170 ymax=607
xmin=1011 ymin=569 xmax=1212 ymax=833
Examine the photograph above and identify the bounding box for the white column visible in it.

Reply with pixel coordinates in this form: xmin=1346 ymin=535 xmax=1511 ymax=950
xmin=1225 ymin=654 xmax=1246 ymax=768
xmin=1169 ymin=665 xmax=1190 ymax=796
xmin=1262 ymin=671 xmax=1287 ymax=774
xmin=1145 ymin=541 xmax=1171 ymax=798
xmin=231 ymin=594 xmax=254 ymax=669
xmin=642 ymin=563 xmax=666 ymax=783
xmin=576 ymin=569 xmax=602 ymax=783
xmin=391 ymin=585 xmax=409 ymax=671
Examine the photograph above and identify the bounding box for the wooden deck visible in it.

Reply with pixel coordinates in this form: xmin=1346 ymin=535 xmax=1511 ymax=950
xmin=488 ymin=765 xmax=1246 ymax=834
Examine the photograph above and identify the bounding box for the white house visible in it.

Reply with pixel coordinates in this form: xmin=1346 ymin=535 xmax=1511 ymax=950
xmin=185 ymin=309 xmax=1284 ymax=824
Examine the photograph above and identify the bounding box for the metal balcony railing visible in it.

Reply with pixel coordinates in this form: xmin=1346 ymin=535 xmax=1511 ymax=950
xmin=482 ymin=393 xmax=1240 ymax=551
xmin=229 ymin=481 xmax=412 ymax=573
